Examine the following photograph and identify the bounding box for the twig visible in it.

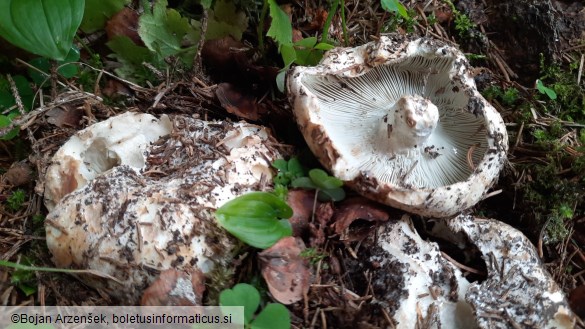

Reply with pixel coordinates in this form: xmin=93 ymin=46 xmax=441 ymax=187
xmin=578 ymin=53 xmax=584 ymax=85
xmin=440 ymin=251 xmax=485 ymax=275
xmin=193 ymin=9 xmax=208 ymax=75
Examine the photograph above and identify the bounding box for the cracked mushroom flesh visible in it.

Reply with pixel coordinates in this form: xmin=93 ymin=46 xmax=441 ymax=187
xmin=287 ymin=35 xmax=508 ymax=217
xmin=44 ymin=113 xmax=283 ymax=303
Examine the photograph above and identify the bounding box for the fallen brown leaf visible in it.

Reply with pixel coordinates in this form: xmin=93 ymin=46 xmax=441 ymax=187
xmin=333 ymin=197 xmax=389 ymax=241
xmin=106 ymin=8 xmax=143 ymax=46
xmin=259 ymin=237 xmax=311 ymax=305
xmin=45 ymin=106 xmax=84 ymax=128
xmin=287 ymin=189 xmax=317 ymax=238
xmin=311 ymin=202 xmax=334 ymax=247
xmin=215 ymin=83 xmax=266 ymax=121
xmin=202 ymin=36 xmax=279 ymax=87
xmin=4 ymin=161 xmax=33 ymax=187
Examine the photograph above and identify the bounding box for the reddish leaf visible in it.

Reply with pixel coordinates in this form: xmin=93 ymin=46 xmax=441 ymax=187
xmin=106 ymin=8 xmax=143 ymax=46
xmin=45 ymin=106 xmax=84 ymax=128
xmin=101 ymin=79 xmax=133 ymax=99
xmin=141 ymin=269 xmax=206 ymax=306
xmin=259 ymin=237 xmax=311 ymax=305
xmin=4 ymin=161 xmax=33 ymax=187
xmin=216 ymin=83 xmax=266 ymax=121
xmin=333 ymin=197 xmax=389 ymax=241
xmin=287 ymin=189 xmax=317 ymax=237
xmin=311 ymin=202 xmax=334 ymax=247
xmin=202 ymin=36 xmax=279 ymax=87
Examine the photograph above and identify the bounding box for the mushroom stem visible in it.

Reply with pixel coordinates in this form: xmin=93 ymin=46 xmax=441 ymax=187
xmin=379 ymin=95 xmax=439 ymax=154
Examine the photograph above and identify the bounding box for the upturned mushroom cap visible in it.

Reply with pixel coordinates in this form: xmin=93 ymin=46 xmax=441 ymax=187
xmin=362 ymin=214 xmax=575 ymax=328
xmin=287 ymin=35 xmax=508 ymax=217
xmin=44 ymin=114 xmax=282 ymax=303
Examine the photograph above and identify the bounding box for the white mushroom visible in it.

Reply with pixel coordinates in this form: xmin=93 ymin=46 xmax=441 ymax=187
xmin=287 ymin=35 xmax=508 ymax=217
xmin=361 ymin=214 xmax=575 ymax=328
xmin=368 ymin=215 xmax=474 ymax=328
xmin=44 ymin=112 xmax=172 ymax=210
xmin=446 ymin=215 xmax=576 ymax=329
xmin=44 ymin=113 xmax=282 ymax=303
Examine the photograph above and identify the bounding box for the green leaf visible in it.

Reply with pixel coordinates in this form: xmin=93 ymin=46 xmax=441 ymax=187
xmin=215 ymin=192 xmax=293 ymax=249
xmin=81 ymin=0 xmax=130 ymax=33
xmin=294 ymin=37 xmax=317 ymax=49
xmin=314 ymin=42 xmax=335 ymax=51
xmin=250 ymin=303 xmax=291 ymax=329
xmin=0 ymin=112 xmax=19 ymax=140
xmin=200 ymin=0 xmax=213 ymax=9
xmin=280 ymin=43 xmax=296 ymax=67
xmin=29 ymin=47 xmax=81 ymax=85
xmin=106 ymin=35 xmax=160 ymax=83
xmin=206 ymin=0 xmax=248 ymax=41
xmin=536 ymin=79 xmax=557 ymax=100
xmin=276 ymin=70 xmax=286 ymax=93
xmin=308 ymin=169 xmax=343 ymax=189
xmin=0 ymin=0 xmax=84 ymax=60
xmin=0 ymin=75 xmax=34 ymax=111
xmin=272 ymin=159 xmax=288 ymax=172
xmin=138 ymin=0 xmax=200 ymax=60
xmin=380 ymin=0 xmax=409 ymax=19
xmin=220 ymin=283 xmax=260 ymax=324
xmin=317 ymin=187 xmax=345 ymax=202
xmin=266 ymin=0 xmax=292 ymax=46
xmin=291 ymin=177 xmax=317 ymax=189
xmin=287 ymin=158 xmax=305 ymax=178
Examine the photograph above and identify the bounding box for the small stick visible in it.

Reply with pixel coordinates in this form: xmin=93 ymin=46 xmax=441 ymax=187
xmin=578 ymin=53 xmax=584 ymax=85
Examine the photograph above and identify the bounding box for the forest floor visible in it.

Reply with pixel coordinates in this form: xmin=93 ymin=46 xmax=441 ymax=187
xmin=0 ymin=0 xmax=584 ymax=327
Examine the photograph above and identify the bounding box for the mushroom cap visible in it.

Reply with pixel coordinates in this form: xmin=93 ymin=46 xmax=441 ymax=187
xmin=44 ymin=112 xmax=172 ymax=210
xmin=446 ymin=215 xmax=576 ymax=328
xmin=361 ymin=214 xmax=575 ymax=328
xmin=287 ymin=35 xmax=508 ymax=217
xmin=44 ymin=114 xmax=282 ymax=303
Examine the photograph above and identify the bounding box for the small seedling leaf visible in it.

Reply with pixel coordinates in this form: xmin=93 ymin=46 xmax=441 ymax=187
xmin=314 ymin=42 xmax=335 ymax=51
xmin=219 ymin=283 xmax=260 ymax=323
xmin=536 ymin=79 xmax=557 ymax=100
xmin=272 ymin=159 xmax=288 ymax=172
xmin=294 ymin=37 xmax=317 ymax=49
xmin=276 ymin=70 xmax=286 ymax=93
xmin=287 ymin=158 xmax=305 ymax=177
xmin=250 ymin=303 xmax=291 ymax=329
xmin=380 ymin=0 xmax=409 ymax=19
xmin=0 ymin=0 xmax=84 ymax=60
xmin=317 ymin=187 xmax=346 ymax=202
xmin=215 ymin=192 xmax=293 ymax=249
xmin=291 ymin=177 xmax=317 ymax=189
xmin=266 ymin=0 xmax=292 ymax=46
xmin=280 ymin=43 xmax=296 ymax=67
xmin=308 ymin=169 xmax=343 ymax=189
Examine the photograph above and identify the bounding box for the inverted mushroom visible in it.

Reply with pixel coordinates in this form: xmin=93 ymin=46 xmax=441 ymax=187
xmin=287 ymin=35 xmax=508 ymax=217
xmin=44 ymin=113 xmax=283 ymax=303
xmin=357 ymin=214 xmax=575 ymax=328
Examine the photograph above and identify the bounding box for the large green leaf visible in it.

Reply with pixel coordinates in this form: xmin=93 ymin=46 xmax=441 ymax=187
xmin=138 ymin=0 xmax=200 ymax=61
xmin=206 ymin=0 xmax=248 ymax=41
xmin=266 ymin=0 xmax=292 ymax=46
xmin=0 ymin=0 xmax=84 ymax=60
xmin=215 ymin=192 xmax=293 ymax=249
